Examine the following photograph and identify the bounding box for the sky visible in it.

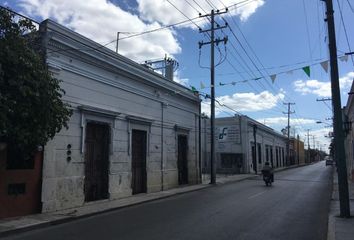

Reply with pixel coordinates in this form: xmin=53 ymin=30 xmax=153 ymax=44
xmin=2 ymin=0 xmax=354 ymax=152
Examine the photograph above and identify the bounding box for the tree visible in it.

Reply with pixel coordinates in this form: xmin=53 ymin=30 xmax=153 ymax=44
xmin=0 ymin=8 xmax=72 ymax=159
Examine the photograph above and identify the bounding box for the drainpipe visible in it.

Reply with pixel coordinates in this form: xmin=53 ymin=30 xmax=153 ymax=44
xmin=253 ymin=124 xmax=257 ymax=174
xmin=161 ymin=102 xmax=165 ymax=191
xmin=198 ymin=99 xmax=202 ymax=183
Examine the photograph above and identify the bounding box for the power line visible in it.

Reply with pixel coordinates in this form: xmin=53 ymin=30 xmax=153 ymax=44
xmin=302 ymin=0 xmax=313 ymax=60
xmin=346 ymin=0 xmax=354 ymax=12
xmin=336 ymin=0 xmax=354 ymax=66
xmin=0 ymin=6 xmax=39 ymax=24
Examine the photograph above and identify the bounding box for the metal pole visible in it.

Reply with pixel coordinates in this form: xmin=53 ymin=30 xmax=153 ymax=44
xmin=210 ymin=10 xmax=216 ymax=184
xmin=325 ymin=0 xmax=350 ymax=217
xmin=198 ymin=100 xmax=202 ymax=183
xmin=116 ymin=32 xmax=120 ymax=53
xmin=297 ymin=134 xmax=300 ymax=165
xmin=253 ymin=124 xmax=257 ymax=174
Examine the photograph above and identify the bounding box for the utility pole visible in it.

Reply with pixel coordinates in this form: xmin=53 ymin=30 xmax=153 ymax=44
xmin=199 ymin=9 xmax=228 ymax=184
xmin=324 ymin=0 xmax=350 ymax=217
xmin=312 ymin=135 xmax=316 ymax=150
xmin=283 ymin=102 xmax=295 ymax=166
xmin=306 ymin=129 xmax=311 ymax=163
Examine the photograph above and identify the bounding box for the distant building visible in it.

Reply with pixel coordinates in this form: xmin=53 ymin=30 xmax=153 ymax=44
xmin=201 ymin=116 xmax=287 ymax=174
xmin=289 ymin=136 xmax=305 ymax=165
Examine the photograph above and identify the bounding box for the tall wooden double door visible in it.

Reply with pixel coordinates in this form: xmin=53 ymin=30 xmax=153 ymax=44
xmin=84 ymin=123 xmax=109 ymax=202
xmin=131 ymin=130 xmax=147 ymax=194
xmin=178 ymin=135 xmax=188 ymax=185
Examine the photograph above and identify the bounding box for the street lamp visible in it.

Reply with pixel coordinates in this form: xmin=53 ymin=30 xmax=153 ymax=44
xmin=316 ymin=121 xmax=333 ymax=128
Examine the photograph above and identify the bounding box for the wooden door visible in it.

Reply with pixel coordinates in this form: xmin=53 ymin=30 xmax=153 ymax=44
xmin=131 ymin=130 xmax=147 ymax=194
xmin=178 ymin=135 xmax=188 ymax=185
xmin=84 ymin=123 xmax=109 ymax=202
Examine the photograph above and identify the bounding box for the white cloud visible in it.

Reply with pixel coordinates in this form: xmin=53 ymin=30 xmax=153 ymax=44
xmin=18 ymin=0 xmax=181 ymax=62
xmin=18 ymin=0 xmax=264 ymax=63
xmin=137 ymin=0 xmax=265 ymax=27
xmin=201 ymin=90 xmax=284 ymax=116
xmin=293 ymin=71 xmax=354 ymax=97
xmin=257 ymin=117 xmax=316 ymax=126
xmin=173 ymin=71 xmax=189 ymax=86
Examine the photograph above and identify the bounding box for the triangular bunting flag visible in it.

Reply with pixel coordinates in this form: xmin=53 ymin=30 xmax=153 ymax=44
xmin=302 ymin=66 xmax=310 ymax=77
xmin=270 ymin=74 xmax=277 ymax=83
xmin=286 ymin=70 xmax=293 ymax=75
xmin=339 ymin=55 xmax=349 ymax=62
xmin=200 ymin=82 xmax=205 ymax=89
xmin=190 ymin=86 xmax=198 ymax=93
xmin=219 ymin=82 xmax=226 ymax=86
xmin=320 ymin=61 xmax=329 ymax=73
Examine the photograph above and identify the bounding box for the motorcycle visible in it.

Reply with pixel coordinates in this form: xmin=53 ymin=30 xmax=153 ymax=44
xmin=261 ymin=170 xmax=272 ymax=186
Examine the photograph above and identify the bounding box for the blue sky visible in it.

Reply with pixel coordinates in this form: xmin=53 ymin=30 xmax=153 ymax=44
xmin=2 ymin=0 xmax=354 ymax=151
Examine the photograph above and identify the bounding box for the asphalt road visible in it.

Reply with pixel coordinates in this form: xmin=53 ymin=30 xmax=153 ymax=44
xmin=3 ymin=162 xmax=333 ymax=240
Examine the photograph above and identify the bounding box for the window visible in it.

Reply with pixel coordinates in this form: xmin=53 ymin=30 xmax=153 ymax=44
xmin=6 ymin=144 xmax=35 ymax=170
xmin=258 ymin=143 xmax=262 ymax=164
xmin=221 ymin=153 xmax=235 ymax=168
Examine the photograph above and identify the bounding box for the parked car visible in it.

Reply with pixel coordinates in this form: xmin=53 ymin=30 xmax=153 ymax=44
xmin=325 ymin=156 xmax=334 ymax=166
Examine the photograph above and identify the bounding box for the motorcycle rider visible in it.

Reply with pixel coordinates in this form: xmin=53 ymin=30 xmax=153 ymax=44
xmin=261 ymin=161 xmax=274 ymax=182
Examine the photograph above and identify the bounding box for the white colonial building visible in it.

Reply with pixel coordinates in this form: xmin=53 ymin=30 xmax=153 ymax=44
xmin=39 ymin=20 xmax=201 ymax=212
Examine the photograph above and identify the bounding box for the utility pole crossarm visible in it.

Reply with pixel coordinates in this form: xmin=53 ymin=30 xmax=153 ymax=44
xmin=316 ymin=98 xmax=332 ymax=102
xmin=199 ymin=37 xmax=228 ymax=48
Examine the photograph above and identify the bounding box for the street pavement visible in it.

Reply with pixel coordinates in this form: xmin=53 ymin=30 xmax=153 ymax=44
xmin=0 ymin=163 xmax=333 ymax=240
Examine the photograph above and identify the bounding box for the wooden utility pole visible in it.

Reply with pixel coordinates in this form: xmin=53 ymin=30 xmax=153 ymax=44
xmin=199 ymin=9 xmax=228 ymax=184
xmin=283 ymin=102 xmax=295 ymax=166
xmin=306 ymin=129 xmax=311 ymax=163
xmin=324 ymin=0 xmax=350 ymax=217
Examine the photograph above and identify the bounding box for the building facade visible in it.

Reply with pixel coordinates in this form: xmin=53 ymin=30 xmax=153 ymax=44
xmin=344 ymin=82 xmax=354 ymax=181
xmin=37 ymin=20 xmax=201 ymax=212
xmin=202 ymin=116 xmax=288 ymax=174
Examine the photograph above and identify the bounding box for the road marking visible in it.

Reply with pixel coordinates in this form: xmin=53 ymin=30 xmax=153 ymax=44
xmin=248 ymin=191 xmax=267 ymax=199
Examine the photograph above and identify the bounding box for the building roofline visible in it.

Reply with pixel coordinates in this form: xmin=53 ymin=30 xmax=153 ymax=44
xmin=39 ymin=19 xmax=199 ymax=102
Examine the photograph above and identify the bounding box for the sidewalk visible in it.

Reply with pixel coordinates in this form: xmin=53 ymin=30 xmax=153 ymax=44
xmin=327 ymin=169 xmax=354 ymax=240
xmin=0 ymin=174 xmax=255 ymax=237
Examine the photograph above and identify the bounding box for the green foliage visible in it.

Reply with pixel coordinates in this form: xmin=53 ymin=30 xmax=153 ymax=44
xmin=0 ymin=8 xmax=72 ymax=157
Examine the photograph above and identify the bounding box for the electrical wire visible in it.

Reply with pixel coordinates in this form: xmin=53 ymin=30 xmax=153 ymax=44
xmin=346 ymin=0 xmax=354 ymax=13
xmin=336 ymin=0 xmax=354 ymax=66
xmin=302 ymin=0 xmax=313 ymax=61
